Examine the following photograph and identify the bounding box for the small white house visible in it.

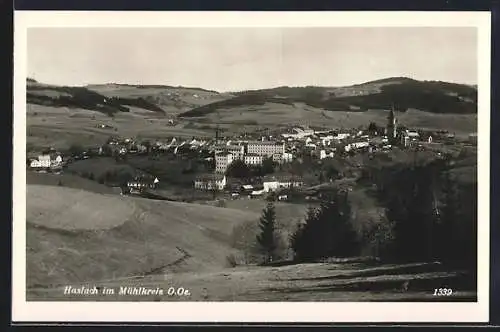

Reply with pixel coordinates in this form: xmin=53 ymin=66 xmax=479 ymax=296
xmin=320 ymin=149 xmax=335 ymax=159
xmin=406 ymin=130 xmax=420 ymax=140
xmin=335 ymin=133 xmax=350 ymax=140
xmin=352 ymin=141 xmax=370 ymax=149
xmin=278 ymin=194 xmax=289 ymax=201
xmin=52 ymin=155 xmax=63 ymax=166
xmin=263 ymin=181 xmax=279 ymax=192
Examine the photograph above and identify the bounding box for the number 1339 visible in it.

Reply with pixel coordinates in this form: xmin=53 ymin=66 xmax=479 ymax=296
xmin=433 ymin=288 xmax=453 ymax=296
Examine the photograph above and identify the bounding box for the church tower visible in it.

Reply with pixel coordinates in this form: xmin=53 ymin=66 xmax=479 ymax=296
xmin=386 ymin=105 xmax=397 ymax=143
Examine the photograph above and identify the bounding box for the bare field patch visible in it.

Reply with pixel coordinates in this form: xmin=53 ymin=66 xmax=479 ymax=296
xmin=27 ymin=185 xmax=136 ymax=230
xmin=26 ymin=171 xmax=117 ymax=195
xmin=26 ymin=186 xmax=260 ymax=288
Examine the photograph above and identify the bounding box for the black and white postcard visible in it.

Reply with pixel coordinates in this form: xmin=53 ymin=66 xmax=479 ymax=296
xmin=12 ymin=11 xmax=491 ymax=323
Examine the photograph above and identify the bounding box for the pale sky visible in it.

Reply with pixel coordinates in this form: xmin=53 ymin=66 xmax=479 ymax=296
xmin=27 ymin=27 xmax=477 ymax=92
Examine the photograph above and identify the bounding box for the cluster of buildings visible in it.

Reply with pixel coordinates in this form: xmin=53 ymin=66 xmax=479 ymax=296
xmin=280 ymin=112 xmax=445 ymax=160
xmin=193 ymin=173 xmax=305 ymax=198
xmin=100 ymin=137 xmax=149 ymax=156
xmin=28 ymin=150 xmax=64 ymax=170
xmin=124 ymin=176 xmax=160 ymax=195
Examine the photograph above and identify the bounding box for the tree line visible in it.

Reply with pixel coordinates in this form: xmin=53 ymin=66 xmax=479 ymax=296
xmin=246 ymin=159 xmax=476 ymax=272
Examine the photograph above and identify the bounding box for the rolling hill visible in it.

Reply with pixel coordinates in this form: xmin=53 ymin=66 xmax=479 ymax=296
xmin=27 ymin=78 xmax=230 ymax=117
xmin=87 ymin=83 xmax=230 ymax=114
xmin=179 ymin=77 xmax=477 ymax=118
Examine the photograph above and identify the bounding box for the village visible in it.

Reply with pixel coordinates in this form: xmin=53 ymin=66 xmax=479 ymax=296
xmin=27 ymin=110 xmax=478 ymax=204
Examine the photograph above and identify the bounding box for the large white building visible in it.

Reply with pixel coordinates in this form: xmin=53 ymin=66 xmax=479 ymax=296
xmin=246 ymin=141 xmax=285 ymax=157
xmin=215 ymin=152 xmax=234 ymax=174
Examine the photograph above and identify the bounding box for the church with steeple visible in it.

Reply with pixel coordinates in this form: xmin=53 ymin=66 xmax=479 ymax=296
xmin=386 ymin=107 xmax=398 ymax=144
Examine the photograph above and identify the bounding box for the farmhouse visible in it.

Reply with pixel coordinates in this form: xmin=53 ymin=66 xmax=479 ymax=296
xmin=194 ymin=174 xmax=227 ymax=191
xmin=400 ymin=130 xmax=422 ymax=147
xmin=29 ymin=153 xmax=63 ymax=169
xmin=263 ymin=175 xmax=304 ymax=193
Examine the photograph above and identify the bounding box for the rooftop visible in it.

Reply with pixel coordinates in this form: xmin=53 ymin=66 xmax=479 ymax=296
xmin=247 ymin=141 xmax=284 ymax=146
xmin=195 ymin=174 xmax=226 ymax=181
xmin=263 ymin=174 xmax=303 ymax=182
xmin=215 ymin=152 xmax=233 ymax=157
xmin=215 ymin=144 xmax=244 ymax=150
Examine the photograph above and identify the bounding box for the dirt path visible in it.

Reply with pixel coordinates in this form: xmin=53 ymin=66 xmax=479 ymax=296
xmin=27 ymin=262 xmax=476 ymax=302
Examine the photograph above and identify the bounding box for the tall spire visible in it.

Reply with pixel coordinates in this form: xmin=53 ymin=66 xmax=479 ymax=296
xmin=387 ymin=103 xmax=397 ymax=142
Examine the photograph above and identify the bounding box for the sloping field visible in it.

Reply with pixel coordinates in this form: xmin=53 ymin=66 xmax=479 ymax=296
xmin=86 ymin=84 xmax=230 ymax=114
xmin=185 ymin=103 xmax=477 ymax=134
xmin=27 ymin=171 xmax=117 ymax=195
xmin=26 ymin=185 xmax=260 ymax=288
xmin=27 ymin=185 xmax=136 ymax=230
xmin=27 ymin=102 xmax=476 ymax=152
xmin=27 ymin=104 xmax=215 ymax=150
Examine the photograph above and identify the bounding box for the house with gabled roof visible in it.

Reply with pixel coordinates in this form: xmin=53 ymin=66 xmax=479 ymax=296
xmin=194 ymin=174 xmax=227 ymax=191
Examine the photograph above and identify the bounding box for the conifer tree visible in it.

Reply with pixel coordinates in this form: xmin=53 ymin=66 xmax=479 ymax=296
xmin=290 ymin=206 xmax=318 ymax=262
xmin=291 ymin=190 xmax=358 ymax=261
xmin=256 ymin=202 xmax=278 ymax=264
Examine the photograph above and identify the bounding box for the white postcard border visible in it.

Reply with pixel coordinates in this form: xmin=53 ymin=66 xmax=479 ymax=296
xmin=13 ymin=11 xmax=491 ymax=323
